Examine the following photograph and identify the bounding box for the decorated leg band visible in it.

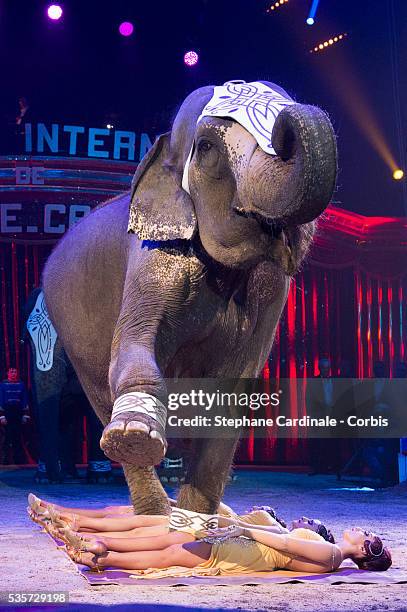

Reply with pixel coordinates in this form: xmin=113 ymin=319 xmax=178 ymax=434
xmin=111 ymin=392 xmax=167 ymax=431
xmin=169 ymin=508 xmax=218 ymax=536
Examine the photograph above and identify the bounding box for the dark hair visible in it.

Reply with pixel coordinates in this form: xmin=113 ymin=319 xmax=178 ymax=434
xmin=317 ymin=524 xmax=335 ymax=544
xmin=251 ymin=505 xmax=287 ymax=529
xmin=355 ymin=536 xmax=392 ymax=571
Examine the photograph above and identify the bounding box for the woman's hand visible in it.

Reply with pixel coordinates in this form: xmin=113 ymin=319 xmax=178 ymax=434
xmin=217 ymin=515 xmax=237 ymax=528
xmin=205 ymin=525 xmax=245 ymax=539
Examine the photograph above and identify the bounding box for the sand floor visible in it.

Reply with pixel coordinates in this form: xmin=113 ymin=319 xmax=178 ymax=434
xmin=1 ymin=466 xmax=406 ymax=612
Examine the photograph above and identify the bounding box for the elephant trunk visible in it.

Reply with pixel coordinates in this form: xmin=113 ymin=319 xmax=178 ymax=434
xmin=241 ymin=104 xmax=337 ymax=226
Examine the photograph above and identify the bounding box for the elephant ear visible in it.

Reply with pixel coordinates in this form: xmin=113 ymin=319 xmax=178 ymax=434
xmin=128 ymin=132 xmax=197 ymax=241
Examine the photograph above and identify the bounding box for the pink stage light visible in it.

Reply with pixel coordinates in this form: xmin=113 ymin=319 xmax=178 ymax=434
xmin=119 ymin=21 xmax=134 ymax=37
xmin=184 ymin=50 xmax=199 ymax=66
xmin=47 ymin=4 xmax=63 ymax=20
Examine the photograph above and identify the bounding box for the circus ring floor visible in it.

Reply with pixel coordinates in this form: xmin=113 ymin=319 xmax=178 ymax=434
xmin=1 ymin=466 xmax=406 ymax=612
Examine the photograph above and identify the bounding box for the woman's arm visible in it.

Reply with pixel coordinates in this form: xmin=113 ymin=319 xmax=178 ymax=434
xmin=243 ymin=527 xmax=337 ymax=568
xmin=216 ymin=515 xmax=288 ymax=534
xmin=237 ymin=520 xmax=288 ymax=534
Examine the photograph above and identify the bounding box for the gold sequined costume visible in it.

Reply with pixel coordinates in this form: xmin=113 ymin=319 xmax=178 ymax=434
xmin=198 ymin=528 xmax=324 ymax=574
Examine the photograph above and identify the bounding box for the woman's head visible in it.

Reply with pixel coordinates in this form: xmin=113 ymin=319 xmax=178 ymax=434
xmin=248 ymin=505 xmax=287 ymax=528
xmin=291 ymin=516 xmax=335 ymax=543
xmin=343 ymin=527 xmax=392 ymax=571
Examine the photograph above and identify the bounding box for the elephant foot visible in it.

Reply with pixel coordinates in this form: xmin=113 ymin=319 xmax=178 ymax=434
xmin=100 ymin=394 xmax=167 ymax=467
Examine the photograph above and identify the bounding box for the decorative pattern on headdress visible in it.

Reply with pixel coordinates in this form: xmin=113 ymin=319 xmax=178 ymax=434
xmin=182 ymin=80 xmax=294 ymax=193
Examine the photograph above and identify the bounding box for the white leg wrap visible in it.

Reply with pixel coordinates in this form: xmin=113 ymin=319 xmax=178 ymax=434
xmin=169 ymin=508 xmax=218 ymax=535
xmin=111 ymin=392 xmax=166 ymax=431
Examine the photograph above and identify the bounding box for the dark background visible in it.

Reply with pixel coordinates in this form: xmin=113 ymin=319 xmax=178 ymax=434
xmin=0 ymin=0 xmax=406 ymax=216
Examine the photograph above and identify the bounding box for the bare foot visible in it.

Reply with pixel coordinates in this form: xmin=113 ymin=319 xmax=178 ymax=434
xmin=100 ymin=404 xmax=167 ymax=467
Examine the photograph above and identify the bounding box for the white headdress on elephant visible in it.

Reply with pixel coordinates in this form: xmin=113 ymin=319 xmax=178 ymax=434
xmin=182 ymin=80 xmax=295 ymax=194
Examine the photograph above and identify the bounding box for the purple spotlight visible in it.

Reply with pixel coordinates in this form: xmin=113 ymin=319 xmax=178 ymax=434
xmin=119 ymin=21 xmax=134 ymax=37
xmin=47 ymin=4 xmax=63 ymax=20
xmin=184 ymin=50 xmax=199 ymax=67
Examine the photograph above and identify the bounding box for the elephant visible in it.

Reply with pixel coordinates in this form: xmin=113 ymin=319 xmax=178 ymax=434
xmin=23 ymin=288 xmax=112 ymax=484
xmin=42 ymin=80 xmax=337 ymax=515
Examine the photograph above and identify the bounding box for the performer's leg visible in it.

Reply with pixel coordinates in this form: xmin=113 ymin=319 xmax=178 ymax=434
xmin=86 ymin=531 xmax=194 ymax=553
xmin=78 ymin=524 xmax=169 ymax=539
xmin=5 ymin=407 xmax=26 ymax=464
xmin=34 ymin=496 xmax=132 ymax=517
xmin=74 ymin=541 xmax=212 ymax=570
xmin=59 ymin=505 xmax=132 ymax=518
xmin=59 ymin=512 xmax=168 ymax=532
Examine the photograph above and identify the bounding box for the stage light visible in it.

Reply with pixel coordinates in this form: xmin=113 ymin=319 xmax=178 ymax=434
xmin=184 ymin=50 xmax=199 ymax=67
xmin=266 ymin=0 xmax=288 ymax=13
xmin=119 ymin=21 xmax=134 ymax=37
xmin=393 ymin=169 xmax=404 ymax=180
xmin=314 ymin=47 xmax=401 ymax=181
xmin=47 ymin=4 xmax=62 ymax=20
xmin=306 ymin=0 xmax=320 ymax=25
xmin=106 ymin=124 xmax=114 ymax=130
xmin=310 ymin=33 xmax=348 ymax=53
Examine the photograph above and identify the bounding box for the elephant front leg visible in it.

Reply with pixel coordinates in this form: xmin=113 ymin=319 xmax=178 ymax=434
xmin=100 ymin=248 xmax=195 ymax=470
xmin=100 ymin=342 xmax=168 ymax=467
xmin=177 ymin=436 xmax=240 ymax=513
xmin=123 ymin=464 xmax=171 ymax=515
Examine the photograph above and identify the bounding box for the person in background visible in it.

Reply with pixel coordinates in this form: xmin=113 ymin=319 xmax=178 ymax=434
xmin=306 ymin=357 xmax=335 ymax=475
xmin=14 ymin=96 xmax=31 ymax=153
xmin=0 ymin=368 xmax=30 ymax=464
xmin=331 ymin=359 xmax=356 ymax=477
xmin=15 ymin=96 xmax=30 ymax=130
xmin=347 ymin=360 xmax=399 ymax=486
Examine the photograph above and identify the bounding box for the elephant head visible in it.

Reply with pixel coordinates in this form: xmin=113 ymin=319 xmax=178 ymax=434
xmin=129 ymin=81 xmax=337 ymax=274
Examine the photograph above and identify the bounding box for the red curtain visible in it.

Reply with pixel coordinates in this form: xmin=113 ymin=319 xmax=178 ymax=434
xmin=236 ymin=208 xmax=407 ymax=464
xmin=2 ymin=230 xmax=407 ymax=466
xmin=1 ymin=156 xmax=407 ymax=467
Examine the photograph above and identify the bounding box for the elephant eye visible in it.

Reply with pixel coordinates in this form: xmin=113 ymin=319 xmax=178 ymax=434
xmin=197 ymin=139 xmax=220 ymax=171
xmin=198 ymin=140 xmax=213 ymax=153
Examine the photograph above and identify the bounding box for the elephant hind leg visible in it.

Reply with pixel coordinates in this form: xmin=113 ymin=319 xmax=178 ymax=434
xmin=177 ymin=437 xmax=239 ymax=513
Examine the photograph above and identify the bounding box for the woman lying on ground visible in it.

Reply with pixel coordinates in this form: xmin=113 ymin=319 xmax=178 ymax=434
xmin=28 ymin=493 xmax=287 ymax=541
xmin=28 ymin=493 xmax=338 ymax=553
xmin=28 ymin=494 xmax=391 ymax=573
xmin=27 ymin=492 xmax=356 ymax=571
xmin=29 ymin=494 xmax=335 ymax=546
xmin=64 ymin=521 xmax=392 ymax=576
